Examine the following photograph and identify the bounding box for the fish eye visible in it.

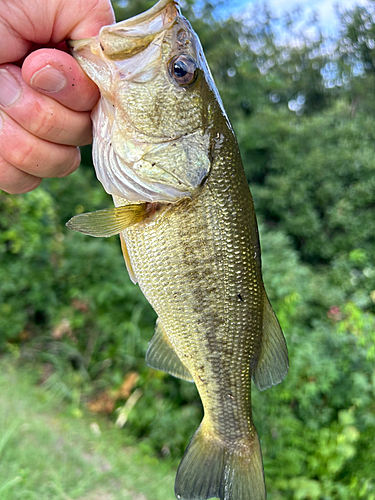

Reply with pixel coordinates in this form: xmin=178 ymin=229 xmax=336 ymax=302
xmin=169 ymin=55 xmax=198 ymax=86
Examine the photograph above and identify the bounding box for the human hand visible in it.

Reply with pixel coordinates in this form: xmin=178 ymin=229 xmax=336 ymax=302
xmin=0 ymin=0 xmax=115 ymax=194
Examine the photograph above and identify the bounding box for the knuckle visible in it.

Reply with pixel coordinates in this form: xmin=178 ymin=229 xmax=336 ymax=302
xmin=31 ymin=106 xmax=60 ymax=140
xmin=9 ymin=141 xmax=35 ymax=170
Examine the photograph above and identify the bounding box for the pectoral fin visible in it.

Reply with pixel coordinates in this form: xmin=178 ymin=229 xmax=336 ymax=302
xmin=119 ymin=234 xmax=137 ymax=284
xmin=146 ymin=320 xmax=194 ymax=382
xmin=66 ymin=204 xmax=148 ymax=237
xmin=252 ymin=295 xmax=289 ymax=391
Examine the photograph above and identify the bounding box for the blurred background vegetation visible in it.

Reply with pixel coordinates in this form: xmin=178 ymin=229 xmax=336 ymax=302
xmin=1 ymin=0 xmax=375 ymax=498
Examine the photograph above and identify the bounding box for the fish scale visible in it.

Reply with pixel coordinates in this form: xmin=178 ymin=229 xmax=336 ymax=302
xmin=122 ymin=138 xmax=262 ymax=442
xmin=67 ymin=0 xmax=289 ymax=498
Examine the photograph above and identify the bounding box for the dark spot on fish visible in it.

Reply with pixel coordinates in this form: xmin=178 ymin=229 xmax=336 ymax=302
xmin=100 ymin=42 xmax=105 ymax=51
xmin=237 ymin=293 xmax=244 ymax=302
xmin=72 ymin=84 xmax=74 ymax=86
xmin=152 ymin=163 xmax=156 ymax=167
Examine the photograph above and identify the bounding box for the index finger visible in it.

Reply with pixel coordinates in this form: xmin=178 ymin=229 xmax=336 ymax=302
xmin=22 ymin=49 xmax=100 ymax=112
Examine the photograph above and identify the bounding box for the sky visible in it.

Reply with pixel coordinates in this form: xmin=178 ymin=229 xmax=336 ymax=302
xmin=231 ymin=0 xmax=368 ymax=35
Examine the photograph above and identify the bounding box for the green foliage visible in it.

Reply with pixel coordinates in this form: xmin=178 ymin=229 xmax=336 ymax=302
xmin=257 ymin=225 xmax=375 ymax=499
xmin=338 ymin=0 xmax=375 ymax=113
xmin=1 ymin=0 xmax=375 ymax=499
xmin=0 ymin=188 xmax=60 ymax=342
xmin=241 ymin=102 xmax=375 ymax=265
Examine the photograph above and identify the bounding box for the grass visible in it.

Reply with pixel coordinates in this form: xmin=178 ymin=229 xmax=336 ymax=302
xmin=0 ymin=356 xmax=176 ymax=500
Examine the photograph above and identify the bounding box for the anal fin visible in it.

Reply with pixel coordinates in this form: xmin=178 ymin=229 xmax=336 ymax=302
xmin=146 ymin=320 xmax=194 ymax=382
xmin=252 ymin=295 xmax=289 ymax=391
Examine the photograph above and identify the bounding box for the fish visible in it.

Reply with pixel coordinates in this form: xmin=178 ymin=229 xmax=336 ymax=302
xmin=67 ymin=1 xmax=289 ymax=499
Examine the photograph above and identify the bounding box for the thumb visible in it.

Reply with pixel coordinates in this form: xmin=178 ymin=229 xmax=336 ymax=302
xmin=22 ymin=49 xmax=100 ymax=112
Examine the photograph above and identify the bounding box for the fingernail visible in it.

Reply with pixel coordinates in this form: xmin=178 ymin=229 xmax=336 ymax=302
xmin=30 ymin=65 xmax=67 ymax=92
xmin=0 ymin=69 xmax=22 ymax=107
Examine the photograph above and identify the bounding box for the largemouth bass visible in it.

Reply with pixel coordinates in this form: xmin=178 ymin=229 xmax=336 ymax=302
xmin=67 ymin=1 xmax=289 ymax=499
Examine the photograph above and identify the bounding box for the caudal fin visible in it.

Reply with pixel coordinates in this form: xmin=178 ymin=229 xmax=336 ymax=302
xmin=175 ymin=420 xmax=266 ymax=500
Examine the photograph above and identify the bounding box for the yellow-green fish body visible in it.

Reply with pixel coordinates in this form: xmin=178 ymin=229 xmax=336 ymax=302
xmin=67 ymin=2 xmax=288 ymax=499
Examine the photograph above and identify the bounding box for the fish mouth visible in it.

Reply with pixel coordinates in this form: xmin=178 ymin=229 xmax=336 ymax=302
xmin=109 ymin=0 xmax=180 ymax=32
xmin=98 ymin=0 xmax=181 ymax=60
xmin=69 ymin=0 xmax=181 ymax=61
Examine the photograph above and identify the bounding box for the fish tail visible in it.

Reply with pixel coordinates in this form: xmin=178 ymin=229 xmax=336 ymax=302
xmin=175 ymin=419 xmax=266 ymax=500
